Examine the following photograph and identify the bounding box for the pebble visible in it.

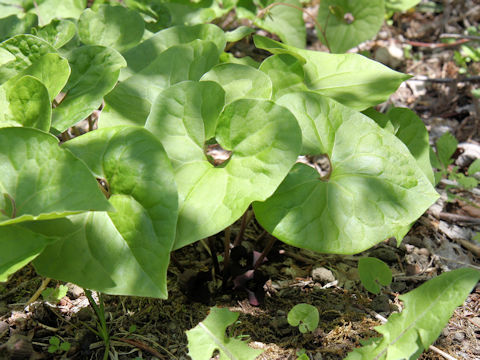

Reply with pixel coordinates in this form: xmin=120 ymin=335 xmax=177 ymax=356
xmin=390 ymin=281 xmax=406 ymax=293
xmin=371 ymin=294 xmax=390 ymax=313
xmin=369 ymin=247 xmax=398 ymax=263
xmin=454 ymin=332 xmax=465 ymax=342
xmin=67 ymin=283 xmax=84 ymax=298
xmin=311 ymin=267 xmax=335 ymax=283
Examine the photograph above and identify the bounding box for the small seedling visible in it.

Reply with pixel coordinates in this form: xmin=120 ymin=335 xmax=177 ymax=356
xmin=41 ymin=285 xmax=68 ymax=303
xmin=47 ymin=336 xmax=71 ymax=354
xmin=358 ymin=257 xmax=392 ymax=294
xmin=296 ymin=348 xmax=309 ymax=360
xmin=287 ymin=304 xmax=319 ymax=334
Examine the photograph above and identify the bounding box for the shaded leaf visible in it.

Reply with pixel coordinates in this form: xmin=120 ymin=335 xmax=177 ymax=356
xmin=435 ymin=132 xmax=458 ymax=169
xmin=120 ymin=24 xmax=225 ymax=81
xmin=78 ymin=5 xmax=145 ymax=52
xmin=358 ymin=257 xmax=392 ymax=294
xmin=224 ymin=26 xmax=255 ymax=43
xmin=186 ymin=307 xmax=263 ymax=360
xmin=0 ymin=13 xmax=37 ymax=42
xmin=317 ymin=0 xmax=384 ymax=53
xmin=253 ymin=92 xmax=438 ymax=254
xmin=0 ymin=127 xmax=112 ymax=226
xmin=102 ymin=40 xmax=219 ymax=127
xmin=52 ymin=45 xmax=126 ymax=132
xmin=33 ymin=126 xmax=178 ymax=298
xmin=0 ymin=224 xmax=55 ymax=281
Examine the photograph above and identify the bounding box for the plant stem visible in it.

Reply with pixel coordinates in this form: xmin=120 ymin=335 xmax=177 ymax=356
xmin=208 ymin=237 xmax=221 ymax=276
xmin=254 ymin=236 xmax=276 ymax=269
xmin=222 ymin=227 xmax=232 ymax=290
xmin=26 ymin=277 xmax=51 ymax=305
xmin=234 ymin=210 xmax=252 ymax=246
xmin=85 ymin=289 xmax=110 ymax=360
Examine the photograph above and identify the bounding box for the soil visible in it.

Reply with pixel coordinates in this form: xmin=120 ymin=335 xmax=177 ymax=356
xmin=1 ymin=1 xmax=480 ymax=360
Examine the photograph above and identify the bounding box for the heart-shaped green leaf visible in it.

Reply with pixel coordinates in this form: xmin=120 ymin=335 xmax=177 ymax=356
xmin=0 ymin=35 xmax=57 ymax=84
xmin=358 ymin=257 xmax=392 ymax=294
xmin=33 ymin=126 xmax=178 ymax=298
xmin=78 ymin=5 xmax=145 ymax=52
xmin=317 ymin=0 xmax=385 ymax=53
xmin=0 ymin=75 xmax=51 ymax=131
xmin=0 ymin=224 xmax=56 ymax=281
xmin=102 ymin=40 xmax=219 ymax=128
xmin=287 ymin=304 xmax=319 ymax=333
xmin=146 ymin=81 xmax=302 ymax=249
xmin=52 ymin=45 xmax=126 ymax=132
xmin=32 ymin=19 xmax=77 ymax=49
xmin=253 ymin=92 xmax=438 ymax=254
xmin=385 ymin=0 xmax=421 ymax=12
xmin=201 ymin=63 xmax=272 ymax=103
xmin=254 ymin=36 xmax=410 ymax=110
xmin=121 ymin=24 xmax=225 ymax=81
xmin=0 ymin=127 xmax=112 ymax=225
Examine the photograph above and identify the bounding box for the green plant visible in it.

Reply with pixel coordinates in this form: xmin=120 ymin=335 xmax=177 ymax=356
xmin=0 ymin=3 xmax=476 ymax=359
xmin=85 ymin=289 xmax=111 ymax=360
xmin=431 ymin=132 xmax=479 ymax=191
xmin=47 ymin=336 xmax=71 ymax=354
xmin=186 ymin=307 xmax=262 ymax=360
xmin=41 ymin=284 xmax=68 ymax=303
xmin=358 ymin=257 xmax=392 ymax=294
xmin=287 ymin=303 xmax=319 ymax=333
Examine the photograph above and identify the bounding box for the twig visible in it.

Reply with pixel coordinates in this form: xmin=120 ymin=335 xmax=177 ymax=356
xmin=116 ymin=338 xmax=166 ymax=359
xmin=26 ymin=277 xmax=51 ymax=306
xmin=437 ymin=212 xmax=480 ymax=225
xmin=406 ymin=38 xmax=469 ymax=49
xmin=409 ymin=75 xmax=480 ymax=84
xmin=254 ymin=236 xmax=276 ymax=269
xmin=440 ymin=33 xmax=480 ymax=41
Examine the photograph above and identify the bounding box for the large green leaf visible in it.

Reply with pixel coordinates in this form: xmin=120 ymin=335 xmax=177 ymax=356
xmin=120 ymin=24 xmax=225 ymax=81
xmin=33 ymin=126 xmax=178 ymax=298
xmin=0 ymin=13 xmax=37 ymax=42
xmin=0 ymin=34 xmax=57 ymax=84
xmin=146 ymin=82 xmax=302 ymax=249
xmin=346 ymin=268 xmax=480 ymax=359
xmin=160 ymin=0 xmax=228 ymax=27
xmin=32 ymin=19 xmax=77 ymax=49
xmin=237 ymin=0 xmax=305 ymax=48
xmin=201 ymin=63 xmax=272 ymax=103
xmin=317 ymin=0 xmax=385 ymax=53
xmin=254 ymin=36 xmax=409 ymax=110
xmin=0 ymin=75 xmax=51 ymax=131
xmin=9 ymin=52 xmax=70 ymax=102
xmin=52 ymin=45 xmax=126 ymax=132
xmin=101 ymin=40 xmax=219 ymax=127
xmin=78 ymin=5 xmax=145 ymax=52
xmin=0 ymin=224 xmax=56 ymax=281
xmin=186 ymin=307 xmax=263 ymax=360
xmin=253 ymin=92 xmax=438 ymax=254
xmin=29 ymin=0 xmax=86 ymax=26
xmin=0 ymin=127 xmax=112 ymax=225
